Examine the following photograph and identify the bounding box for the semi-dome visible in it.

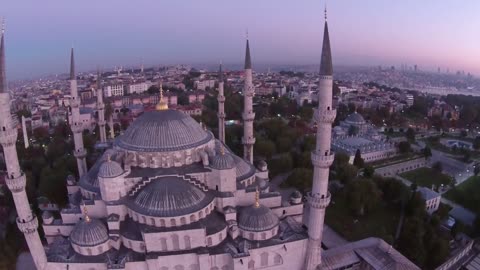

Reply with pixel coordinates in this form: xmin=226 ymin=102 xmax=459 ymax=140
xmin=238 ymin=205 xmax=279 ymax=232
xmin=210 ymin=153 xmax=235 ymax=170
xmin=115 ymin=110 xmax=213 ymax=152
xmin=98 ymin=160 xmax=123 ymax=178
xmin=128 ymin=176 xmax=213 ymax=217
xmin=345 ymin=112 xmax=366 ymax=124
xmin=70 ymin=218 xmax=109 ymax=247
xmin=233 ymin=155 xmax=256 ymax=181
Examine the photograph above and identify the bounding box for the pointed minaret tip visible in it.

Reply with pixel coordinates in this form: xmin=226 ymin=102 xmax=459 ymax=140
xmin=70 ymin=47 xmax=75 ymax=80
xmin=244 ymin=34 xmax=252 ymax=70
xmin=325 ymin=2 xmax=328 ymax=22
xmin=218 ymin=62 xmax=224 ymax=81
xmin=1 ymin=18 xmax=5 ymax=34
xmin=319 ymin=4 xmax=333 ymax=76
xmin=0 ymin=18 xmax=6 ymax=94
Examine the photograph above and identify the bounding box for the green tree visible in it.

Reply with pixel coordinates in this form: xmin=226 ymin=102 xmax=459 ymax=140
xmin=281 ymin=168 xmax=313 ymax=192
xmin=276 ymin=136 xmax=293 ymax=153
xmin=337 ymin=164 xmax=358 ymax=184
xmin=345 ymin=178 xmax=381 ymax=216
xmin=398 ymin=141 xmax=411 ymax=153
xmin=353 ymin=149 xmax=364 ymax=168
xmin=432 ymin=161 xmax=443 ymax=173
xmin=363 ymin=165 xmax=375 ymax=178
xmin=397 ymin=217 xmax=427 ymax=267
xmin=473 ymin=136 xmax=480 ymax=150
xmin=268 ymin=154 xmax=293 ymax=176
xmin=474 ymin=165 xmax=480 ymax=176
xmin=255 ymin=139 xmax=276 ymax=159
xmin=406 ymin=127 xmax=416 ymax=142
xmin=422 ymin=146 xmax=432 ymax=159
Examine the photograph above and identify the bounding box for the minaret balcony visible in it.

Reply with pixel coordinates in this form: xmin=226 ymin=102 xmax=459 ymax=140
xmin=0 ymin=128 xmax=18 ymax=146
xmin=242 ymin=136 xmax=256 ymax=145
xmin=307 ymin=191 xmax=331 ymax=209
xmin=70 ymin=123 xmax=84 ymax=133
xmin=217 ymin=96 xmax=225 ymax=102
xmin=313 ymin=108 xmax=337 ymax=124
xmin=311 ymin=151 xmax=335 ymax=168
xmin=17 ymin=215 xmax=39 ymax=234
xmin=97 ymin=103 xmax=105 ymax=110
xmin=98 ymin=120 xmax=107 ymax=126
xmin=217 ymin=112 xmax=226 ymax=118
xmin=6 ymin=173 xmax=26 ymax=193
xmin=74 ymin=148 xmax=87 ymax=159
xmin=242 ymin=112 xmax=255 ymax=121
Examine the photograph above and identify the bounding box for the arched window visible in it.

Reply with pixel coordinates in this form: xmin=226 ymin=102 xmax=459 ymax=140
xmin=261 ymin=252 xmax=269 ymax=267
xmin=218 ymin=233 xmax=222 ymax=241
xmin=172 ymin=234 xmax=180 ymax=250
xmin=160 ymin=219 xmax=166 ymax=227
xmin=150 ymin=218 xmax=155 ymax=226
xmin=199 ymin=211 xmax=204 ymax=219
xmin=207 ymin=237 xmax=212 ymax=246
xmin=87 ymin=248 xmax=92 ymax=256
xmin=160 ymin=238 xmax=167 ymax=251
xmin=98 ymin=246 xmax=103 ymax=253
xmin=221 ymin=266 xmax=229 ymax=270
xmin=184 ymin=235 xmax=191 ymax=249
xmin=174 ymin=265 xmax=184 ymax=270
xmin=190 ymin=214 xmax=196 ymax=223
xmin=180 ymin=217 xmax=186 ymax=225
xmin=261 ymin=232 xmax=266 ymax=240
xmin=274 ymin=254 xmax=282 ymax=265
xmin=248 ymin=260 xmax=255 ymax=269
xmin=170 ymin=218 xmax=176 ymax=226
xmin=189 ymin=265 xmax=200 ymax=270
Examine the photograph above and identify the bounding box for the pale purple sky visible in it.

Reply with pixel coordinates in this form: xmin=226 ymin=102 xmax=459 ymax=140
xmin=2 ymin=0 xmax=480 ymax=79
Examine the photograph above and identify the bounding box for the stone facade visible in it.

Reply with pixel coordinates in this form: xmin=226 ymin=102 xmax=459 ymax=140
xmin=374 ymin=157 xmax=428 ymax=177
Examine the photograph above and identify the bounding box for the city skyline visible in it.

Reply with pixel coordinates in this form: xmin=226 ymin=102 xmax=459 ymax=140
xmin=2 ymin=0 xmax=480 ymax=79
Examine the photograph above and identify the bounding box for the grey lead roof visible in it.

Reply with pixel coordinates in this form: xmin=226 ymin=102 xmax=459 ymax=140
xmin=115 ymin=109 xmax=213 ymax=152
xmin=244 ymin=39 xmax=252 ymax=69
xmin=238 ymin=204 xmax=279 ymax=232
xmin=98 ymin=160 xmax=123 ymax=178
xmin=210 ymin=153 xmax=235 ymax=170
xmin=319 ymin=21 xmax=333 ymax=76
xmin=127 ymin=176 xmax=214 ymax=217
xmin=345 ymin=112 xmax=365 ymax=124
xmin=70 ymin=218 xmax=109 ymax=247
xmin=0 ymin=29 xmax=5 ymax=93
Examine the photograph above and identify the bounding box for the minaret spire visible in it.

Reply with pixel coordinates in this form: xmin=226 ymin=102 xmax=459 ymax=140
xmin=303 ymin=6 xmax=336 ymax=270
xmin=0 ymin=22 xmax=47 ymax=270
xmin=96 ymin=69 xmax=107 ymax=143
xmin=0 ymin=18 xmax=6 ymax=93
xmin=242 ymin=36 xmax=255 ymax=163
xmin=68 ymin=49 xmax=88 ymax=177
xmin=217 ymin=63 xmax=226 ymax=143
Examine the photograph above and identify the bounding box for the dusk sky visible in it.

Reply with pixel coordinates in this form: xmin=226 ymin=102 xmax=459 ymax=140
xmin=2 ymin=0 xmax=480 ymax=79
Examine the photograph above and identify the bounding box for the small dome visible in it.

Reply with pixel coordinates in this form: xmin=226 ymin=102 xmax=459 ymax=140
xmin=128 ymin=176 xmax=213 ymax=217
xmin=98 ymin=160 xmax=123 ymax=178
xmin=233 ymin=155 xmax=256 ymax=181
xmin=345 ymin=112 xmax=366 ymax=124
xmin=70 ymin=219 xmax=109 ymax=247
xmin=42 ymin=211 xmax=52 ymax=219
xmin=238 ymin=205 xmax=279 ymax=232
xmin=291 ymin=190 xmax=302 ymax=199
xmin=211 ymin=153 xmax=235 ymax=170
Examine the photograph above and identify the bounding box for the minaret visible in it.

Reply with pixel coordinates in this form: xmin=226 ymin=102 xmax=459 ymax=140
xmin=21 ymin=115 xmax=29 ymax=149
xmin=96 ymin=70 xmax=107 ymax=143
xmin=241 ymin=36 xmax=255 ymax=163
xmin=69 ymin=48 xmax=88 ymax=177
xmin=217 ymin=63 xmax=226 ymax=143
xmin=0 ymin=21 xmax=47 ymax=270
xmin=303 ymin=8 xmax=336 ymax=270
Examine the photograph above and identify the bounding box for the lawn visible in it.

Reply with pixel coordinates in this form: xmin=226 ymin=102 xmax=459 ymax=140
xmin=444 ymin=176 xmax=480 ymax=214
xmin=400 ymin=167 xmax=452 ymax=188
xmin=325 ymin=190 xmax=399 ymax=243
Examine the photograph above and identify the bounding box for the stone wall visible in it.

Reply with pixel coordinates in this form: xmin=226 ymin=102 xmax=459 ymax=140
xmin=374 ymin=157 xmax=428 ymax=177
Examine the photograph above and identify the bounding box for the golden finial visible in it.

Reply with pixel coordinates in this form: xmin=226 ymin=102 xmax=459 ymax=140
xmin=82 ymin=203 xmax=90 ymax=222
xmin=324 ymin=3 xmax=328 ymax=22
xmin=254 ymin=187 xmax=260 ymax=208
xmin=156 ymin=83 xmax=168 ymax=110
xmin=1 ymin=18 xmax=5 ymax=34
xmin=106 ymin=153 xmax=111 ymax=162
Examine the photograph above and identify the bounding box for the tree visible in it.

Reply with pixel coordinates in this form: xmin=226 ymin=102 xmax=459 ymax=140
xmin=345 ymin=178 xmax=381 ymax=216
xmin=337 ymin=164 xmax=358 ymax=184
xmin=451 ymin=220 xmax=465 ymax=237
xmin=432 ymin=161 xmax=443 ymax=173
xmin=268 ymin=154 xmax=293 ymax=176
xmin=474 ymin=136 xmax=480 ymax=150
xmin=397 ymin=217 xmax=427 ymax=267
xmin=363 ymin=166 xmax=375 ymax=178
xmin=255 ymin=139 xmax=276 ymax=159
xmin=275 ymin=136 xmax=293 ymax=153
xmin=474 ymin=164 xmax=480 ymax=176
xmin=281 ymin=168 xmax=313 ymax=192
xmin=405 ymin=127 xmax=415 ymax=142
xmin=422 ymin=146 xmax=432 ymax=159
xmin=375 ymin=176 xmax=411 ymax=203
xmin=406 ymin=192 xmax=426 ymax=217
xmin=398 ymin=141 xmax=411 ymax=154
xmin=353 ymin=149 xmax=364 ymax=168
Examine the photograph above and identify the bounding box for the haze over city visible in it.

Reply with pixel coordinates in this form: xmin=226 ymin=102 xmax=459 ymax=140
xmin=2 ymin=0 xmax=480 ymax=79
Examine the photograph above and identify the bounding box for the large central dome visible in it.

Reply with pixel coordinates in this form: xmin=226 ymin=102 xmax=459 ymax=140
xmin=115 ymin=110 xmax=213 ymax=152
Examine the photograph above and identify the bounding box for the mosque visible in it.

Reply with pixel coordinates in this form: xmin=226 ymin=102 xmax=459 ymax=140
xmin=1 ymin=10 xmax=419 ymax=270
xmin=332 ymin=112 xmax=397 ymax=163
